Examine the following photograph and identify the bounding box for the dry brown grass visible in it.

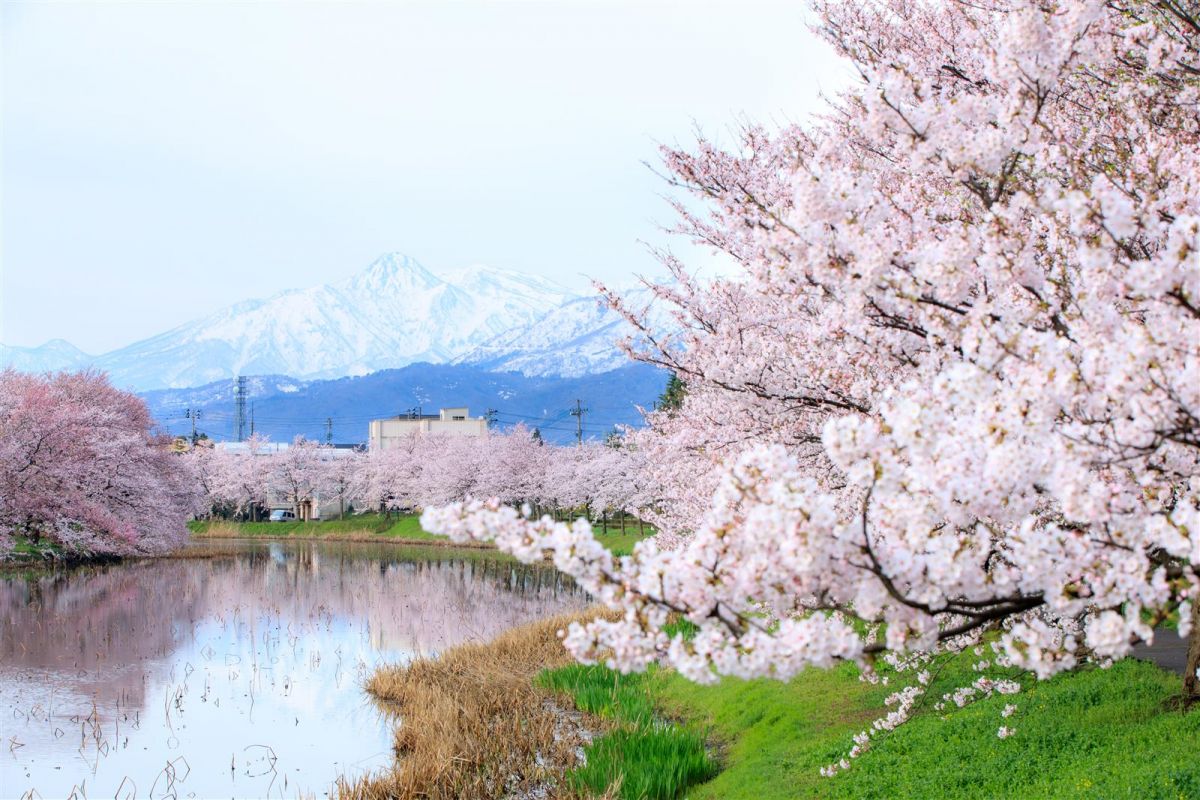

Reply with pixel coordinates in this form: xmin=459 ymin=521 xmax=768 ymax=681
xmin=154 ymin=544 xmax=248 ymax=559
xmin=193 ymin=521 xmax=243 ymax=538
xmin=339 ymin=610 xmax=617 ymax=800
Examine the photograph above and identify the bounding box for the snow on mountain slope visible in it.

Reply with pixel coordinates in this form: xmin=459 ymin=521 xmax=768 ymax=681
xmin=90 ymin=253 xmax=579 ymax=390
xmin=460 ymin=285 xmax=671 ymax=377
xmin=3 ymin=254 xmax=671 ymax=390
xmin=0 ymin=339 xmax=94 ymax=373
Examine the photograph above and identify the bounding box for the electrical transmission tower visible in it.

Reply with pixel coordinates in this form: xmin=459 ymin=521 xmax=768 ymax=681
xmin=234 ymin=376 xmax=248 ymax=441
xmin=325 ymin=417 xmax=333 ymax=445
xmin=484 ymin=408 xmax=497 ymax=429
xmin=570 ymin=399 xmax=588 ymax=445
xmin=185 ymin=408 xmax=202 ymax=445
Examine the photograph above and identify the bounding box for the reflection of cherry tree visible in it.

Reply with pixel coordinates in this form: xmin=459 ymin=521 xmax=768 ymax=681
xmin=0 ymin=543 xmax=585 ymax=798
xmin=0 ymin=543 xmax=583 ymax=709
xmin=0 ymin=560 xmax=210 ymax=707
xmin=0 ymin=370 xmax=195 ymax=557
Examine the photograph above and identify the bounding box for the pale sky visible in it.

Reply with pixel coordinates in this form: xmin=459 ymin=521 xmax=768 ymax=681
xmin=1 ymin=0 xmax=846 ymax=353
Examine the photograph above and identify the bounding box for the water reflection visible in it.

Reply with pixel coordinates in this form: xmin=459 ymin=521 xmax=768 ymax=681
xmin=0 ymin=540 xmax=584 ymax=799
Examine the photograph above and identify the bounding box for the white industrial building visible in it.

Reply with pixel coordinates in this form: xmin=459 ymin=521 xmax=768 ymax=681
xmin=368 ymin=406 xmax=488 ymax=451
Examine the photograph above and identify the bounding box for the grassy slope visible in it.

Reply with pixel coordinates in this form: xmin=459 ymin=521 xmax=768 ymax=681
xmin=190 ymin=513 xmax=651 ymax=552
xmin=545 ymin=652 xmax=1200 ymax=800
xmin=537 ymin=664 xmax=717 ymax=799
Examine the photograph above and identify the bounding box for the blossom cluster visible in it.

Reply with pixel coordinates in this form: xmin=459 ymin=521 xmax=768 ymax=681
xmin=184 ymin=425 xmax=652 ymax=524
xmin=0 ymin=369 xmax=196 ymax=557
xmin=420 ymin=0 xmax=1200 ymax=769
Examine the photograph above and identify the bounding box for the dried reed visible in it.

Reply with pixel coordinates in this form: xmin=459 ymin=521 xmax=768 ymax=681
xmin=339 ymin=610 xmax=617 ymax=800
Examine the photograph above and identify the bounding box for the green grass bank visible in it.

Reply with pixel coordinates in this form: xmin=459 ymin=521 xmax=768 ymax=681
xmin=189 ymin=512 xmax=651 ymax=555
xmin=539 ymin=646 xmax=1200 ymax=799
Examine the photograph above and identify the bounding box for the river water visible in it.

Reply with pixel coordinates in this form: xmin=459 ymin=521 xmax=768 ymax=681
xmin=0 ymin=540 xmax=584 ymax=799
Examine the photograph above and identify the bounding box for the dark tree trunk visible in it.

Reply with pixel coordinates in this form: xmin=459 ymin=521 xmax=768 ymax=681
xmin=1184 ymin=601 xmax=1200 ymax=702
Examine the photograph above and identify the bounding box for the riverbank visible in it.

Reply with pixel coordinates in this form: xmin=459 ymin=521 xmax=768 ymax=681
xmin=190 ymin=513 xmax=651 ymax=555
xmin=355 ymin=614 xmax=1200 ymax=799
xmin=339 ymin=611 xmax=612 ymax=800
xmin=190 ymin=513 xmax=491 ymax=548
xmin=0 ymin=535 xmax=585 ymax=799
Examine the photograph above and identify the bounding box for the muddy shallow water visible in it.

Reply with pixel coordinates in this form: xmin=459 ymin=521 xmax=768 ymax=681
xmin=0 ymin=540 xmax=584 ymax=799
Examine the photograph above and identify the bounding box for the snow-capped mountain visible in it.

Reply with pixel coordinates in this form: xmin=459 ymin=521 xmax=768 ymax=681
xmin=0 ymin=339 xmax=94 ymax=373
xmin=83 ymin=253 xmax=579 ymax=389
xmin=1 ymin=253 xmax=670 ymax=390
xmin=458 ymin=285 xmax=671 ymax=377
xmin=460 ymin=296 xmax=632 ymax=377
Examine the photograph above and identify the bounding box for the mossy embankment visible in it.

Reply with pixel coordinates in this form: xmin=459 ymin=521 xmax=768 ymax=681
xmin=353 ymin=609 xmax=1200 ymax=800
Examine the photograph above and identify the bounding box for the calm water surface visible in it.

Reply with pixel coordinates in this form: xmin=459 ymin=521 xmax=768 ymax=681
xmin=0 ymin=540 xmax=584 ymax=799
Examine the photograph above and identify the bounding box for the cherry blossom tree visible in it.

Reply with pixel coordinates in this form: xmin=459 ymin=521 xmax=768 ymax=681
xmin=420 ymin=0 xmax=1200 ymax=765
xmin=0 ymin=370 xmax=196 ymax=557
xmin=268 ymin=436 xmax=327 ymax=519
xmin=476 ymin=425 xmax=548 ymax=508
xmin=182 ymin=439 xmax=228 ymax=518
xmin=221 ymin=434 xmax=275 ymax=520
xmin=417 ymin=434 xmax=488 ymax=507
xmin=358 ymin=434 xmax=426 ymax=515
xmin=319 ymin=446 xmax=366 ymax=519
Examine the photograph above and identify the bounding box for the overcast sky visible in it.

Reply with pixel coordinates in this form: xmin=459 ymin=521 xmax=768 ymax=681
xmin=1 ymin=1 xmax=845 ymax=353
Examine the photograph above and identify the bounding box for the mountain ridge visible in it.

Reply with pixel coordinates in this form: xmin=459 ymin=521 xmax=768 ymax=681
xmin=142 ymin=361 xmax=667 ymax=445
xmin=1 ymin=252 xmax=657 ymax=390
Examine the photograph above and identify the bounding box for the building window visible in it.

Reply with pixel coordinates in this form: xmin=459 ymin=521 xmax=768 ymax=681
xmin=452 ymin=415 xmax=465 ymax=421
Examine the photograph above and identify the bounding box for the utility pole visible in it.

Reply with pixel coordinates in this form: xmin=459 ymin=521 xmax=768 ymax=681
xmin=570 ymin=399 xmax=588 ymax=445
xmin=185 ymin=408 xmax=202 ymax=445
xmin=235 ymin=376 xmax=248 ymax=442
xmin=325 ymin=417 xmax=333 ymax=445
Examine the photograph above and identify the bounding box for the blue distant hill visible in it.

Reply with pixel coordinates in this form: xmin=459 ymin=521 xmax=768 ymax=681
xmin=141 ymin=362 xmax=667 ymax=445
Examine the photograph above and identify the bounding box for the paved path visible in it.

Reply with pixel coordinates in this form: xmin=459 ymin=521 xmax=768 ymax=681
xmin=1132 ymin=636 xmax=1190 ymax=675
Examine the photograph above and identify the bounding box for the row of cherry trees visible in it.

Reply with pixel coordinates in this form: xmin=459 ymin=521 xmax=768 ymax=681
xmin=418 ymin=0 xmax=1200 ymax=766
xmin=0 ymin=366 xmax=651 ymax=558
xmin=0 ymin=370 xmax=195 ymax=557
xmin=184 ymin=426 xmax=651 ymax=527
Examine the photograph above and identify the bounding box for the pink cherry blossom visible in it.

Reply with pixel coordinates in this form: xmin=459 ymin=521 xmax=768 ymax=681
xmin=419 ymin=0 xmax=1200 ymax=771
xmin=0 ymin=370 xmax=196 ymax=557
